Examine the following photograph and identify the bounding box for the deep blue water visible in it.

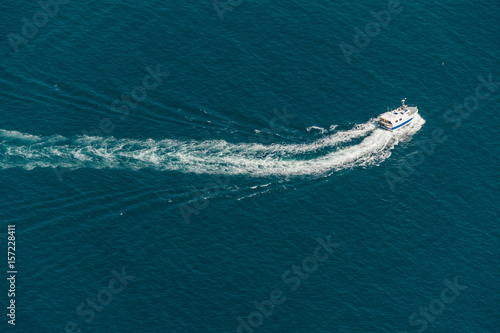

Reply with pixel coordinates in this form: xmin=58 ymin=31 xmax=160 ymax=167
xmin=0 ymin=1 xmax=499 ymax=332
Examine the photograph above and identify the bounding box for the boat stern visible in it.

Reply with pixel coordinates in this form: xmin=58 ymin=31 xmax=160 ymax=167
xmin=378 ymin=117 xmax=393 ymax=131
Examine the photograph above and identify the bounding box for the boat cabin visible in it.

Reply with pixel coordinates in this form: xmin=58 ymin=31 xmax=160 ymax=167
xmin=378 ymin=99 xmax=418 ymax=131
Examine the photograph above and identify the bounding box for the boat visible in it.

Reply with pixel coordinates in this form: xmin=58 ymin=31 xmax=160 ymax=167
xmin=378 ymin=98 xmax=418 ymax=131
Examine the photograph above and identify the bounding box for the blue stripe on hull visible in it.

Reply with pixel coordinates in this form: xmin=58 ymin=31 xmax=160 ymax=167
xmin=390 ymin=117 xmax=413 ymax=130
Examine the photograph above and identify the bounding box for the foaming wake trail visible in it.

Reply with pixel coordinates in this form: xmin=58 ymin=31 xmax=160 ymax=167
xmin=0 ymin=115 xmax=425 ymax=177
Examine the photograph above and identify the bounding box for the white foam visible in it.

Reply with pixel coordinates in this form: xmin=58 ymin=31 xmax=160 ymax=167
xmin=0 ymin=115 xmax=425 ymax=177
xmin=306 ymin=126 xmax=328 ymax=134
xmin=0 ymin=129 xmax=41 ymax=142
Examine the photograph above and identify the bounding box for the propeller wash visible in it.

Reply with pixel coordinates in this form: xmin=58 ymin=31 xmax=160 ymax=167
xmin=0 ymin=115 xmax=425 ymax=177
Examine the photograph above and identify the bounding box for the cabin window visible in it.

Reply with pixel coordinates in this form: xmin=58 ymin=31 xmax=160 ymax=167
xmin=395 ymin=120 xmax=398 ymax=123
xmin=400 ymin=118 xmax=402 ymax=121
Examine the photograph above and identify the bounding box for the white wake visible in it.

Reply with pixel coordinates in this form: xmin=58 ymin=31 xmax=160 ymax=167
xmin=0 ymin=115 xmax=425 ymax=177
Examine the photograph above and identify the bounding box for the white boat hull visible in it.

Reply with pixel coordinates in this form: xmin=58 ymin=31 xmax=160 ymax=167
xmin=378 ymin=99 xmax=418 ymax=131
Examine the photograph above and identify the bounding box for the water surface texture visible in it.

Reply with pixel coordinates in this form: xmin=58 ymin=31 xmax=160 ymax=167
xmin=0 ymin=1 xmax=498 ymax=332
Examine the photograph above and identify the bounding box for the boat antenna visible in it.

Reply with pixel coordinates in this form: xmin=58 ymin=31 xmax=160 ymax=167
xmin=402 ymin=98 xmax=407 ymax=107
